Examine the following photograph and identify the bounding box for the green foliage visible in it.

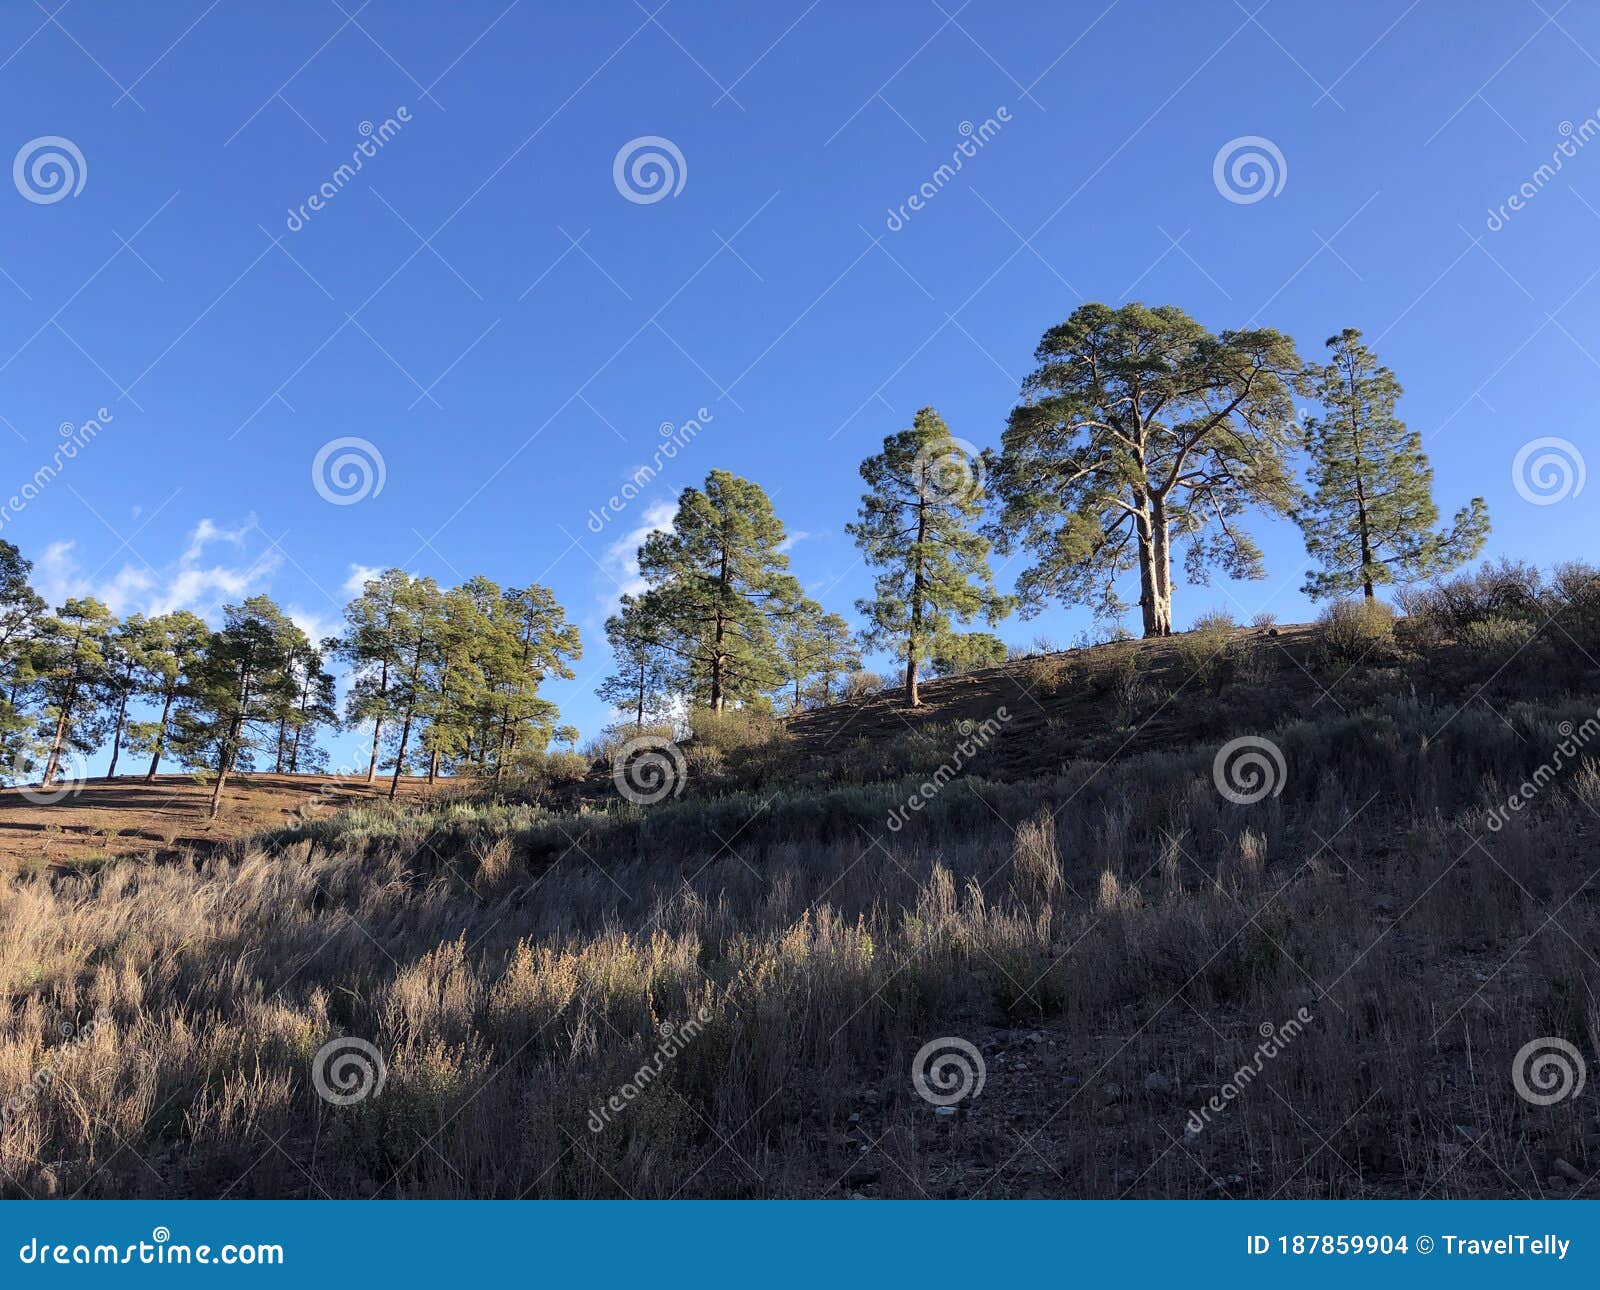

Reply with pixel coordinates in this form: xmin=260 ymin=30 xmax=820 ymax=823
xmin=990 ymin=302 xmax=1303 ymax=637
xmin=637 ymin=470 xmax=803 ymax=711
xmin=597 ymin=594 xmax=676 ymax=727
xmin=1297 ymin=329 xmax=1489 ymax=600
xmin=848 ymin=407 xmax=1012 ymax=706
xmin=1315 ymin=597 xmax=1398 ymax=663
xmin=1173 ymin=609 xmax=1238 ymax=688
xmin=774 ymin=603 xmax=861 ymax=711
xmin=930 ymin=631 xmax=1008 ymax=677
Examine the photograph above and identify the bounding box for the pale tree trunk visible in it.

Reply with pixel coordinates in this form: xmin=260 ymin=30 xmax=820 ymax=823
xmin=1150 ymin=502 xmax=1173 ymax=636
xmin=365 ymin=659 xmax=388 ymax=782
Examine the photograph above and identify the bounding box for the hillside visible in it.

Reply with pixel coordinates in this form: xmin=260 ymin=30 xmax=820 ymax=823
xmin=2 ymin=590 xmax=1599 ymax=1200
xmin=0 ymin=773 xmax=445 ymax=871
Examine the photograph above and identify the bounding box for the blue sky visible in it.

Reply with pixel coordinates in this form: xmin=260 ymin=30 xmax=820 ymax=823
xmin=1 ymin=0 xmax=1596 ymax=758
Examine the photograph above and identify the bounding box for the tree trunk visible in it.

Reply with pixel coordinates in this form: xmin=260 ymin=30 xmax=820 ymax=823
xmin=906 ymin=496 xmax=928 ymax=707
xmin=145 ymin=691 xmax=174 ymax=780
xmin=1136 ymin=499 xmax=1173 ymax=637
xmin=106 ymin=690 xmax=130 ymax=778
xmin=43 ymin=695 xmax=72 ymax=786
xmin=209 ymin=713 xmax=242 ymax=820
xmin=389 ymin=650 xmax=425 ymax=801
xmin=711 ymin=541 xmax=729 ymax=713
xmin=635 ymin=660 xmax=646 ymax=729
xmin=1348 ymin=369 xmax=1376 ymax=600
xmin=365 ymin=658 xmax=388 ymax=782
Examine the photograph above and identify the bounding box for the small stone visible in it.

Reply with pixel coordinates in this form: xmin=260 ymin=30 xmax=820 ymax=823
xmin=847 ymin=1111 xmax=861 ymax=1123
xmin=1548 ymin=1174 xmax=1569 ymax=1191
xmin=934 ymin=1105 xmax=957 ymax=1118
xmin=1143 ymin=1071 xmax=1174 ymax=1095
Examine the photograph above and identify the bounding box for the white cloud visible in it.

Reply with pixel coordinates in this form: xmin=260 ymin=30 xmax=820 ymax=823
xmin=599 ymin=499 xmax=676 ymax=609
xmin=33 ymin=519 xmax=282 ymax=621
xmin=342 ymin=563 xmax=383 ymax=596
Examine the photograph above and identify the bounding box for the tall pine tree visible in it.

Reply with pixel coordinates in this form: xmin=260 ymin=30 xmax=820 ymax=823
xmin=1297 ymin=328 xmax=1489 ymax=600
xmin=848 ymin=408 xmax=1011 ymax=707
xmin=637 ymin=470 xmax=801 ymax=712
xmin=990 ymin=303 xmax=1302 ymax=636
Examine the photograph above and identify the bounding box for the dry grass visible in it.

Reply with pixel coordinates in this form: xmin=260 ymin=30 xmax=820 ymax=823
xmin=2 ymin=693 xmax=1598 ymax=1199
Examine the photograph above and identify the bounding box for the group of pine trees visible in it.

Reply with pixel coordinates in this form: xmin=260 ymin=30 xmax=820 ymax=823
xmin=0 ymin=551 xmax=579 ymax=815
xmin=602 ymin=304 xmax=1490 ymax=714
xmin=0 ymin=302 xmax=1491 ymax=789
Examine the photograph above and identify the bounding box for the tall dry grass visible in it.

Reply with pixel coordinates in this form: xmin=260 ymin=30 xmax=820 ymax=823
xmin=1 ymin=696 xmax=1597 ymax=1198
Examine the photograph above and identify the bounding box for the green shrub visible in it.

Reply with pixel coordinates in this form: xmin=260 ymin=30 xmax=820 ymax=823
xmin=1174 ymin=609 xmax=1237 ymax=687
xmin=1316 ymin=597 xmax=1396 ymax=663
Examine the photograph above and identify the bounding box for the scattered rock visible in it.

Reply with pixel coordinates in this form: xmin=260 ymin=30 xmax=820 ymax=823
xmin=934 ymin=1106 xmax=957 ymax=1118
xmin=1548 ymin=1174 xmax=1569 ymax=1192
xmin=1143 ymin=1071 xmax=1174 ymax=1096
xmin=1552 ymin=1157 xmax=1586 ymax=1185
xmin=847 ymin=1111 xmax=861 ymax=1124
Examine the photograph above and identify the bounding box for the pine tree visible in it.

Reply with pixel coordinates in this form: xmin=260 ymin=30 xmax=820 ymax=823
xmin=0 ymin=541 xmax=46 ymax=763
xmin=177 ymin=596 xmax=299 ymax=819
xmin=1297 ymin=329 xmax=1490 ymax=600
xmin=102 ymin=614 xmax=151 ymax=779
xmin=124 ymin=610 xmax=209 ymax=780
xmin=636 ymin=470 xmax=802 ymax=712
xmin=930 ymin=631 xmax=1008 ymax=676
xmin=848 ymin=408 xmax=1012 ymax=707
xmin=383 ymin=574 xmax=444 ymax=799
xmin=31 ymin=598 xmax=117 ymax=785
xmin=990 ymin=303 xmax=1303 ymax=636
xmin=810 ymin=611 xmax=862 ymax=707
xmin=420 ymin=579 xmax=493 ymax=782
xmin=597 ymin=594 xmax=676 ymax=728
xmin=277 ymin=634 xmax=338 ymax=774
xmin=336 ymin=569 xmax=410 ymax=782
xmin=774 ymin=602 xmax=861 ymax=712
xmin=481 ymin=584 xmax=582 ymax=785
